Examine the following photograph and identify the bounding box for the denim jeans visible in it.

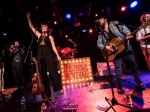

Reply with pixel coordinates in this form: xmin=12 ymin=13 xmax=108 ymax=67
xmin=114 ymin=44 xmax=139 ymax=86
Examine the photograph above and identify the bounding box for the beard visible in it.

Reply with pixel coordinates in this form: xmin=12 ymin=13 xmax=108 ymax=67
xmin=99 ymin=23 xmax=105 ymax=29
xmin=101 ymin=23 xmax=105 ymax=28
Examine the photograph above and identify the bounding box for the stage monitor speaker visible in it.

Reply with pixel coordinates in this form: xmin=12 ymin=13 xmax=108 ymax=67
xmin=97 ymin=62 xmax=115 ymax=76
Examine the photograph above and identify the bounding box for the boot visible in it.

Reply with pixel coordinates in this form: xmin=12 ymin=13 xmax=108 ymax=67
xmin=135 ymin=77 xmax=144 ymax=87
xmin=116 ymin=82 xmax=125 ymax=94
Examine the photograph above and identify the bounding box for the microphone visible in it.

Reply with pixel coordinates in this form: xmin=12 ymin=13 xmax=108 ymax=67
xmin=68 ymin=39 xmax=77 ymax=46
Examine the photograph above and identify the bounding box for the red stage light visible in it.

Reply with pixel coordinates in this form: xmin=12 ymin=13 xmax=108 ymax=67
xmin=54 ymin=21 xmax=57 ymax=24
xmin=65 ymin=35 xmax=68 ymax=38
xmin=121 ymin=6 xmax=126 ymax=11
xmin=89 ymin=29 xmax=93 ymax=33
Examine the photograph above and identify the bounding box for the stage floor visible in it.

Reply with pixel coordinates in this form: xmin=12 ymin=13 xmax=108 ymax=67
xmin=1 ymin=70 xmax=150 ymax=112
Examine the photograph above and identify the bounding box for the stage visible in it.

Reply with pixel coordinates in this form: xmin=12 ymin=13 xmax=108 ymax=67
xmin=1 ymin=70 xmax=150 ymax=112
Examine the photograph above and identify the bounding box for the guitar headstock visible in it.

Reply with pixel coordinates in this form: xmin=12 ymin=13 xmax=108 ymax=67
xmin=140 ymin=19 xmax=150 ymax=29
xmin=32 ymin=57 xmax=37 ymax=63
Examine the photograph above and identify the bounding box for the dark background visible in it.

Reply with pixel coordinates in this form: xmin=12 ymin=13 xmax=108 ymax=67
xmin=0 ymin=0 xmax=149 ymax=88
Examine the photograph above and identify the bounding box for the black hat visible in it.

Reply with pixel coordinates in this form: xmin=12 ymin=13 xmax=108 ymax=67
xmin=95 ymin=13 xmax=111 ymax=21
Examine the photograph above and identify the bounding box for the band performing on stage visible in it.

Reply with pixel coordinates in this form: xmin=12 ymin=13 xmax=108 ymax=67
xmin=1 ymin=12 xmax=150 ymax=95
xmin=1 ymin=1 xmax=150 ymax=111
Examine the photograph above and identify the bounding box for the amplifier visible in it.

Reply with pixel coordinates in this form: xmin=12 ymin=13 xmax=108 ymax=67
xmin=97 ymin=62 xmax=115 ymax=76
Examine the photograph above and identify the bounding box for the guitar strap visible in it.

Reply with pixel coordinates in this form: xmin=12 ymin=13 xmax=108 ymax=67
xmin=113 ymin=23 xmax=129 ymax=45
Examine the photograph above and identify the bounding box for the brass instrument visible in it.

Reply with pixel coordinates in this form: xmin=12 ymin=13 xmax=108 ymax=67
xmin=9 ymin=45 xmax=15 ymax=52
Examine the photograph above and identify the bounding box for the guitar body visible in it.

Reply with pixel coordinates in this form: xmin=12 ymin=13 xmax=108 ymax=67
xmin=101 ymin=38 xmax=125 ymax=61
xmin=32 ymin=73 xmax=44 ymax=95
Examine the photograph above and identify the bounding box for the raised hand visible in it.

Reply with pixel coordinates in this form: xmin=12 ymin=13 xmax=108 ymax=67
xmin=26 ymin=12 xmax=30 ymax=18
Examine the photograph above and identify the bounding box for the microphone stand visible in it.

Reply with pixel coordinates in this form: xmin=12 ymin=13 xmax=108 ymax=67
xmin=24 ymin=30 xmax=35 ymax=80
xmin=24 ymin=30 xmax=34 ymax=63
xmin=96 ymin=24 xmax=134 ymax=111
xmin=69 ymin=39 xmax=77 ymax=59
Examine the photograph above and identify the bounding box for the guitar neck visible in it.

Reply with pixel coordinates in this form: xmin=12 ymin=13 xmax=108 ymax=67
xmin=35 ymin=63 xmax=39 ymax=74
xmin=115 ymin=27 xmax=140 ymax=47
xmin=35 ymin=62 xmax=42 ymax=86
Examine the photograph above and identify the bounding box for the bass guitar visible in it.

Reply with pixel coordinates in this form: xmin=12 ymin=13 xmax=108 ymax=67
xmin=32 ymin=58 xmax=44 ymax=95
xmin=101 ymin=19 xmax=150 ymax=61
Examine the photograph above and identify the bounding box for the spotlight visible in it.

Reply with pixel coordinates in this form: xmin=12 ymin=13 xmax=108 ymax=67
xmin=66 ymin=14 xmax=71 ymax=19
xmin=130 ymin=1 xmax=138 ymax=8
xmin=95 ymin=14 xmax=98 ymax=17
xmin=3 ymin=33 xmax=6 ymax=35
xmin=89 ymin=29 xmax=93 ymax=33
xmin=65 ymin=35 xmax=68 ymax=38
xmin=54 ymin=21 xmax=57 ymax=24
xmin=82 ymin=29 xmax=86 ymax=32
xmin=121 ymin=6 xmax=126 ymax=11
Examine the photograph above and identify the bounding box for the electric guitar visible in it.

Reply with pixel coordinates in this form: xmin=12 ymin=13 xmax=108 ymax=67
xmin=32 ymin=58 xmax=44 ymax=95
xmin=101 ymin=19 xmax=150 ymax=61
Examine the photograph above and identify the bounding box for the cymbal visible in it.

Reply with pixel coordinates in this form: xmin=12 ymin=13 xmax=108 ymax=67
xmin=61 ymin=47 xmax=72 ymax=54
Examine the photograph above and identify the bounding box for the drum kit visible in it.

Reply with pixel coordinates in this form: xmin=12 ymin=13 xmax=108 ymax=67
xmin=60 ymin=47 xmax=77 ymax=59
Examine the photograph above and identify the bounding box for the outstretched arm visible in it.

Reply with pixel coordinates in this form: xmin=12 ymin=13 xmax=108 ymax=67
xmin=26 ymin=12 xmax=41 ymax=39
xmin=49 ymin=36 xmax=61 ymax=61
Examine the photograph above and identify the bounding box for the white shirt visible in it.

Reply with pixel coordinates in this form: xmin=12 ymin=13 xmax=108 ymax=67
xmin=136 ymin=25 xmax=150 ymax=48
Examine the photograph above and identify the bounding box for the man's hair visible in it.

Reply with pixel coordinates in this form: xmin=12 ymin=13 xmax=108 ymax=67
xmin=140 ymin=12 xmax=150 ymax=23
xmin=14 ymin=41 xmax=20 ymax=43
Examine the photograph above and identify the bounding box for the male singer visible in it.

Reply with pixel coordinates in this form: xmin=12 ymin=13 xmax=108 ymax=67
xmin=9 ymin=41 xmax=27 ymax=92
xmin=96 ymin=13 xmax=144 ymax=94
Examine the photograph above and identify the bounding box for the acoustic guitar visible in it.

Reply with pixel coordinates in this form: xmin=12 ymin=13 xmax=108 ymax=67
xmin=32 ymin=58 xmax=44 ymax=95
xmin=101 ymin=19 xmax=150 ymax=61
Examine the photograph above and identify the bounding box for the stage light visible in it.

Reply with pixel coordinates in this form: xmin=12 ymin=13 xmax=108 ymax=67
xmin=89 ymin=29 xmax=93 ymax=33
xmin=78 ymin=12 xmax=83 ymax=17
xmin=130 ymin=1 xmax=138 ymax=8
xmin=82 ymin=29 xmax=86 ymax=32
xmin=54 ymin=21 xmax=57 ymax=24
xmin=3 ymin=33 xmax=6 ymax=35
xmin=66 ymin=14 xmax=71 ymax=19
xmin=65 ymin=35 xmax=68 ymax=38
xmin=95 ymin=14 xmax=98 ymax=17
xmin=121 ymin=6 xmax=126 ymax=11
